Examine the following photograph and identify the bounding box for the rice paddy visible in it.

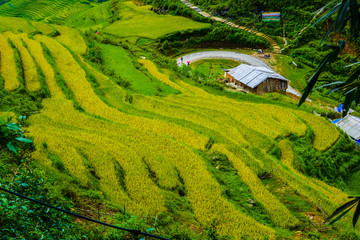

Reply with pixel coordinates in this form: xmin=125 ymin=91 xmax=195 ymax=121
xmin=0 ymin=3 xmax=356 ymax=239
xmin=103 ymin=1 xmax=210 ymax=39
xmin=0 ymin=0 xmax=90 ymax=20
xmin=0 ymin=33 xmax=20 ymax=90
xmin=295 ymin=111 xmax=340 ymax=151
xmin=4 ymin=31 xmax=40 ymax=91
xmin=52 ymin=25 xmax=87 ymax=55
xmin=7 ymin=31 xmax=346 ymax=237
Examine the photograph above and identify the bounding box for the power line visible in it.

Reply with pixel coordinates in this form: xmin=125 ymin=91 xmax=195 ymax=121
xmin=0 ymin=186 xmax=170 ymax=240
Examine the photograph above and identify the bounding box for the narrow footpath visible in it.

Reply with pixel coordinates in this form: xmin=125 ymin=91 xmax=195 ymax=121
xmin=179 ymin=0 xmax=281 ymax=53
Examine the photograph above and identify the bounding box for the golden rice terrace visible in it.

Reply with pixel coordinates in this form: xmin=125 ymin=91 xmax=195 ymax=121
xmin=0 ymin=1 xmax=359 ymax=239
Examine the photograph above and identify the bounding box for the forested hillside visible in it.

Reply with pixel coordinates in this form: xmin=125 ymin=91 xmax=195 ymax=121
xmin=0 ymin=0 xmax=360 ymax=239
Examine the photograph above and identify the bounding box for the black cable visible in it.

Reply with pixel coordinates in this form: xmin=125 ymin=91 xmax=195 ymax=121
xmin=0 ymin=186 xmax=170 ymax=240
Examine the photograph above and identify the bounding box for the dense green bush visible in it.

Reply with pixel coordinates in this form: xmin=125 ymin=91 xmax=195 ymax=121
xmin=159 ymin=23 xmax=270 ymax=51
xmin=290 ymin=132 xmax=360 ymax=187
xmin=0 ymin=90 xmax=42 ymax=116
xmin=0 ymin=166 xmax=84 ymax=239
xmin=142 ymin=0 xmax=211 ymax=22
xmin=0 ymin=119 xmax=84 ymax=239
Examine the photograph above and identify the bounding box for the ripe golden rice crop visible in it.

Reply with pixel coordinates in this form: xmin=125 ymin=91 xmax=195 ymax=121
xmin=278 ymin=139 xmax=294 ymax=167
xmin=35 ymin=34 xmax=207 ymax=149
xmin=165 ymin=94 xmax=312 ymax=141
xmin=52 ymin=25 xmax=87 ymax=55
xmin=131 ymin=94 xmax=249 ymax=146
xmin=3 ymin=32 xmax=40 ymax=91
xmin=252 ymin=148 xmax=348 ymax=217
xmin=28 ymin=99 xmax=167 ymax=214
xmin=277 ymin=138 xmax=348 ymax=204
xmin=0 ymin=16 xmax=36 ymax=34
xmin=295 ymin=111 xmax=340 ymax=151
xmin=166 ymin=94 xmax=307 ymax=139
xmin=213 ymin=144 xmax=300 ymax=227
xmin=16 ymin=27 xmax=352 ymax=236
xmin=21 ymin=34 xmax=64 ymax=98
xmin=146 ymin=134 xmax=275 ymax=239
xmin=0 ymin=34 xmax=20 ymax=91
xmin=138 ymin=59 xmax=188 ymax=93
xmin=31 ymin=130 xmax=90 ymax=187
xmin=31 ymin=21 xmax=56 ymax=35
xmin=176 ymin=78 xmax=211 ymax=96
xmin=27 ymin=97 xmax=275 ymax=239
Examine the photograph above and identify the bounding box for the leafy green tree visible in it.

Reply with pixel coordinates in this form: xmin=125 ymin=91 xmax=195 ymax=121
xmin=299 ymin=0 xmax=360 ymax=115
xmin=298 ymin=0 xmax=360 ymax=227
xmin=0 ymin=116 xmax=83 ymax=239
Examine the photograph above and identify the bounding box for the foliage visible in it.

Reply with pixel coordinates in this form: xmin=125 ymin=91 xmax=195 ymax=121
xmin=296 ymin=0 xmax=360 ymax=227
xmin=0 ymin=116 xmax=33 ymax=157
xmin=0 ymin=90 xmax=42 ymax=116
xmin=299 ymin=0 xmax=360 ymax=115
xmin=159 ymin=23 xmax=270 ymax=51
xmin=141 ymin=0 xmax=211 ymax=23
xmin=0 ymin=118 xmax=82 ymax=239
xmin=326 ymin=197 xmax=360 ymax=228
xmin=180 ymin=0 xmax=332 ymax=41
xmin=0 ymin=166 xmax=83 ymax=239
xmin=289 ymin=132 xmax=360 ymax=186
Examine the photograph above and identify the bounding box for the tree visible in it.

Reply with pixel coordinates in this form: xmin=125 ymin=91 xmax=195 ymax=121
xmin=299 ymin=0 xmax=360 ymax=116
xmin=0 ymin=116 xmax=83 ymax=239
xmin=298 ymin=0 xmax=360 ymax=227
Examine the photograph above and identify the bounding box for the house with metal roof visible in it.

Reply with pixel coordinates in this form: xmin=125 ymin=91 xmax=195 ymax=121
xmin=225 ymin=64 xmax=288 ymax=93
xmin=335 ymin=115 xmax=360 ymax=140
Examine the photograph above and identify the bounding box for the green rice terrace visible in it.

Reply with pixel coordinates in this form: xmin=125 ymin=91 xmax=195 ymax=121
xmin=1 ymin=0 xmax=360 ymax=239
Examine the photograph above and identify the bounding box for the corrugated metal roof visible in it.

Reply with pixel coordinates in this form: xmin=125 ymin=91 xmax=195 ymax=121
xmin=336 ymin=115 xmax=360 ymax=140
xmin=228 ymin=64 xmax=288 ymax=88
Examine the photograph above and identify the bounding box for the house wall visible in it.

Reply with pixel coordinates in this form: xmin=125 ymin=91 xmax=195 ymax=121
xmin=227 ymin=75 xmax=287 ymax=93
xmin=255 ymin=78 xmax=288 ymax=93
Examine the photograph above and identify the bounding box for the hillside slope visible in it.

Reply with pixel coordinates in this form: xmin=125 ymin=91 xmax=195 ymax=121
xmin=0 ymin=1 xmax=359 ymax=239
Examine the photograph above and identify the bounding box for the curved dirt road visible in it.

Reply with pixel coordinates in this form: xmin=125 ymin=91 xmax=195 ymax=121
xmin=176 ymin=51 xmax=270 ymax=68
xmin=176 ymin=51 xmax=306 ymax=99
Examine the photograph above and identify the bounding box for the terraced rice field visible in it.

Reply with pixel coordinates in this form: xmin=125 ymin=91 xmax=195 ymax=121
xmin=101 ymin=44 xmax=178 ymax=96
xmin=0 ymin=0 xmax=90 ymax=20
xmin=0 ymin=4 xmax=355 ymax=237
xmin=103 ymin=1 xmax=210 ymax=40
xmin=0 ymin=28 xmax=353 ymax=238
xmin=0 ymin=16 xmax=35 ymax=33
xmin=66 ymin=1 xmax=112 ymax=30
xmin=0 ymin=33 xmax=19 ymax=90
